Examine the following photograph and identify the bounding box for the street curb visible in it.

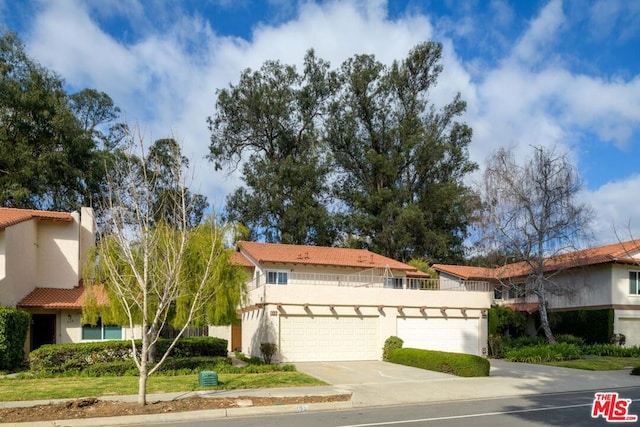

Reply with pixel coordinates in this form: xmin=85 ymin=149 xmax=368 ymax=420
xmin=0 ymin=400 xmax=354 ymax=426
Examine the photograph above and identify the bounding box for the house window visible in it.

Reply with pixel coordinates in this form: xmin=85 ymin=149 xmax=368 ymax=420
xmin=385 ymin=277 xmax=404 ymax=289
xmin=266 ymin=271 xmax=288 ymax=285
xmin=82 ymin=318 xmax=122 ymax=340
xmin=630 ymin=271 xmax=640 ymax=295
xmin=494 ymin=286 xmax=504 ymax=300
xmin=507 ymin=284 xmax=526 ymax=299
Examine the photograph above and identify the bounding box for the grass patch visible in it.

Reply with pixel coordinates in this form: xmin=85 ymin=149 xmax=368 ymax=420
xmin=0 ymin=372 xmax=325 ymax=402
xmin=543 ymin=356 xmax=640 ymax=371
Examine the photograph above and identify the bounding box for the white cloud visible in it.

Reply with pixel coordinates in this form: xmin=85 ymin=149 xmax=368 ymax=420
xmin=586 ymin=176 xmax=640 ymax=243
xmin=511 ymin=0 xmax=564 ymax=65
xmin=15 ymin=0 xmax=640 ymax=247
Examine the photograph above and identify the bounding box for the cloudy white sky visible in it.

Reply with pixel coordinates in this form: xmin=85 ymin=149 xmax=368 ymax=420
xmin=2 ymin=0 xmax=639 ymax=246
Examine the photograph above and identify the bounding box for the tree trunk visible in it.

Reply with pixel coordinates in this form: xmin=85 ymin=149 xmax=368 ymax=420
xmin=536 ymin=290 xmax=556 ymax=344
xmin=138 ymin=324 xmax=149 ymax=405
xmin=138 ymin=368 xmax=147 ymax=405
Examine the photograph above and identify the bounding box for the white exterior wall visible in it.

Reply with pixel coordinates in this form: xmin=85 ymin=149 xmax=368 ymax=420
xmin=36 ymin=214 xmax=81 ymax=288
xmin=543 ymin=265 xmax=613 ymax=309
xmin=612 ymin=264 xmax=640 ymax=306
xmin=209 ymin=325 xmax=232 ymax=351
xmin=243 ymin=284 xmax=492 ymax=360
xmin=2 ymin=221 xmax=38 ymax=306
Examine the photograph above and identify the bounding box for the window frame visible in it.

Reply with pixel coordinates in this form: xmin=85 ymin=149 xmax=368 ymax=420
xmin=82 ymin=318 xmax=122 ymax=341
xmin=266 ymin=270 xmax=288 ymax=285
xmin=629 ymin=271 xmax=640 ymax=296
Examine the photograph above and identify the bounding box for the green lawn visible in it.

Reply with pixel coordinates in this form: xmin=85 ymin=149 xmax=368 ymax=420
xmin=0 ymin=372 xmax=325 ymax=402
xmin=544 ymin=356 xmax=640 ymax=371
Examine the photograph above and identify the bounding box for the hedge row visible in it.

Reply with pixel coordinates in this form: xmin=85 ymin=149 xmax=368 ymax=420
xmin=0 ymin=307 xmax=30 ymax=371
xmin=29 ymin=337 xmax=228 ymax=374
xmin=387 ymin=348 xmax=490 ymax=377
xmin=26 ymin=355 xmax=297 ymax=378
xmin=503 ymin=342 xmax=640 ymax=363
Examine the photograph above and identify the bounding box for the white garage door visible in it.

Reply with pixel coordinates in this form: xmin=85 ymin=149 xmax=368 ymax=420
xmin=279 ymin=315 xmax=378 ymax=362
xmin=397 ymin=317 xmax=479 ymax=355
xmin=617 ymin=318 xmax=640 ymax=347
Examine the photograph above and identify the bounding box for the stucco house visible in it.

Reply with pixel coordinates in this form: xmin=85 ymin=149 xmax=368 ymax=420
xmin=0 ymin=207 xmax=129 ymax=352
xmin=220 ymin=241 xmax=493 ymax=362
xmin=433 ymin=240 xmax=640 ymax=346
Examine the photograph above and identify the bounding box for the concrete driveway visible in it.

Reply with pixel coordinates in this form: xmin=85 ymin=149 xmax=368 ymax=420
xmin=295 ymin=360 xmax=640 ymax=407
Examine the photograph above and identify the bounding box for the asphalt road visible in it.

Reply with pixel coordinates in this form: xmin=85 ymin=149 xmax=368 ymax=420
xmin=130 ymin=386 xmax=640 ymax=427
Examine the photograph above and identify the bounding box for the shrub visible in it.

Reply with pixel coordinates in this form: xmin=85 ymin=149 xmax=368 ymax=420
xmin=631 ymin=366 xmax=640 ymax=376
xmin=488 ymin=305 xmax=527 ymax=337
xmin=582 ymin=344 xmax=640 ymax=357
xmin=383 ymin=336 xmax=403 ymax=361
xmin=488 ymin=334 xmax=504 ymax=358
xmin=504 ymin=343 xmax=582 ymax=363
xmin=29 ymin=337 xmax=228 ymax=374
xmin=0 ymin=307 xmax=30 ymax=371
xmin=502 ymin=335 xmax=546 ymax=353
xmin=555 ymin=334 xmax=585 ymax=346
xmin=387 ymin=348 xmax=490 ymax=377
xmin=260 ymin=342 xmax=277 ymax=364
xmin=549 ymin=309 xmax=613 ymax=344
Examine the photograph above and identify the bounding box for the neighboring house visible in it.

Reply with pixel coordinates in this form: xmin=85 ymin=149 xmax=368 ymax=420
xmin=433 ymin=240 xmax=640 ymax=345
xmin=0 ymin=207 xmax=129 ymax=352
xmin=223 ymin=241 xmax=492 ymax=362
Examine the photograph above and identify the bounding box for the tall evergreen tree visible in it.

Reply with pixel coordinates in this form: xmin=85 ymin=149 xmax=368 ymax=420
xmin=327 ymin=42 xmax=478 ymax=261
xmin=0 ymin=31 xmax=123 ymax=212
xmin=208 ymin=50 xmax=338 ymax=245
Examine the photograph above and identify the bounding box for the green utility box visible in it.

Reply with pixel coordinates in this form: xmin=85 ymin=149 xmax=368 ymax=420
xmin=198 ymin=371 xmax=218 ymax=387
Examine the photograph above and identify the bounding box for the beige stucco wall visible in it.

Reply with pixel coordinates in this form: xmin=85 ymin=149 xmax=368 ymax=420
xmin=36 ymin=214 xmax=81 ymax=289
xmin=2 ymin=220 xmax=38 ymax=306
xmin=241 ymin=284 xmax=491 ymax=360
xmin=209 ymin=325 xmax=232 ymax=351
xmin=0 ymin=232 xmax=5 ymax=298
xmin=1 ymin=208 xmax=96 ymax=309
xmin=612 ymin=264 xmax=640 ymax=306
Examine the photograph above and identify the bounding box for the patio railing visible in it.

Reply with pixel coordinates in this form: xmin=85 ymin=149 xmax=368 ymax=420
xmin=248 ymin=271 xmax=490 ymax=292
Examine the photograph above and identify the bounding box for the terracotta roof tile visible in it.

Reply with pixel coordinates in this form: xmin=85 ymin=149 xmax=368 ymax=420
xmin=237 ymin=241 xmax=423 ymax=274
xmin=434 ymin=240 xmax=640 ymax=281
xmin=431 ymin=264 xmax=495 ymax=280
xmin=230 ymin=251 xmax=254 ymax=268
xmin=17 ymin=286 xmax=108 ymax=310
xmin=0 ymin=208 xmax=72 ymax=230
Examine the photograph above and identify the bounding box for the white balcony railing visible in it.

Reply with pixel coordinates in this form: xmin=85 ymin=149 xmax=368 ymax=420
xmin=248 ymin=271 xmax=490 ymax=293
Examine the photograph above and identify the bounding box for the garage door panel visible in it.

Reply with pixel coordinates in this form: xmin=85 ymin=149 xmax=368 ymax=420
xmin=397 ymin=317 xmax=479 ymax=355
xmin=280 ymin=316 xmax=378 ymax=362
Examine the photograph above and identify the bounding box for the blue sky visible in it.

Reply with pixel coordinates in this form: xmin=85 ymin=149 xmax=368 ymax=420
xmin=1 ymin=0 xmax=639 ymax=245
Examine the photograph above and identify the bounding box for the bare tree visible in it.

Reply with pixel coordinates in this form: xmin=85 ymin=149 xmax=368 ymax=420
xmin=481 ymin=145 xmax=593 ymax=343
xmin=84 ymin=127 xmax=245 ymax=405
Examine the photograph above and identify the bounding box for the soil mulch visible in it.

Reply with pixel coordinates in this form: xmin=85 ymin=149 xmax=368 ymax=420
xmin=0 ymin=393 xmax=351 ymax=423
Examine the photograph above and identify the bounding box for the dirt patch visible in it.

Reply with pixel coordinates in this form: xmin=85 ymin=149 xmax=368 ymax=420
xmin=0 ymin=394 xmax=351 ymax=423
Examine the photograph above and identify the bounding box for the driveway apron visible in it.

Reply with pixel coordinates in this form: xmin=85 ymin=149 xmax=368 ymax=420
xmin=295 ymin=360 xmax=640 ymax=407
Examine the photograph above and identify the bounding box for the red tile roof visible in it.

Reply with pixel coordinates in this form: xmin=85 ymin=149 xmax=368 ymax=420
xmin=434 ymin=240 xmax=640 ymax=281
xmin=18 ymin=286 xmax=108 ymax=310
xmin=237 ymin=241 xmax=426 ymax=275
xmin=230 ymin=251 xmax=254 ymax=268
xmin=0 ymin=208 xmax=72 ymax=230
xmin=431 ymin=264 xmax=495 ymax=280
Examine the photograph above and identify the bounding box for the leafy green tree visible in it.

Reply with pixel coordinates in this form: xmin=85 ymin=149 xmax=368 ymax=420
xmin=84 ymin=133 xmax=244 ymax=406
xmin=327 ymin=42 xmax=478 ymax=261
xmin=208 ymin=50 xmax=338 ymax=245
xmin=0 ymin=31 xmax=123 ymax=212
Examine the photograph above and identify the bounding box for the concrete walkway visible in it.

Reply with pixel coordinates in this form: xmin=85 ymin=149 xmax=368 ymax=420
xmin=1 ymin=360 xmax=639 ymax=426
